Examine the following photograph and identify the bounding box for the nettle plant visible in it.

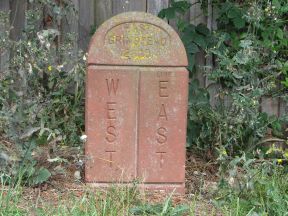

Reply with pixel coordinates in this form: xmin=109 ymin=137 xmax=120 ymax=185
xmin=160 ymin=0 xmax=287 ymax=157
xmin=0 ymin=0 xmax=85 ymax=184
xmin=210 ymin=0 xmax=287 ymax=152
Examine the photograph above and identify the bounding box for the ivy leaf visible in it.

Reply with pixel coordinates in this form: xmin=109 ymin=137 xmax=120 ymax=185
xmin=172 ymin=1 xmax=192 ymax=14
xmin=232 ymin=17 xmax=245 ymax=29
xmin=182 ymin=24 xmax=196 ymax=35
xmin=158 ymin=10 xmax=166 ymax=19
xmin=165 ymin=7 xmax=176 ymax=19
xmin=177 ymin=19 xmax=189 ymax=32
xmin=181 ymin=30 xmax=198 ymax=45
xmin=227 ymin=7 xmax=240 ymax=18
xmin=189 ymin=79 xmax=199 ymax=93
xmin=158 ymin=8 xmax=176 ymax=19
xmin=185 ymin=42 xmax=199 ymax=54
xmin=187 ymin=53 xmax=195 ymax=72
xmin=193 ymin=33 xmax=207 ymax=49
xmin=196 ymin=24 xmax=210 ymax=36
xmin=220 ymin=2 xmax=232 ymax=14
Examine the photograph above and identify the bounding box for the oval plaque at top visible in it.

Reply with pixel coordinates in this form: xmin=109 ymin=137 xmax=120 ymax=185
xmin=105 ymin=22 xmax=170 ymax=61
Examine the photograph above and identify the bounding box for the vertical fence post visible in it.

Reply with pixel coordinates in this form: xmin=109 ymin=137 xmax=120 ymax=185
xmin=0 ymin=0 xmax=10 ymax=73
xmin=9 ymin=0 xmax=27 ymax=41
xmin=111 ymin=0 xmax=146 ymax=15
xmin=94 ymin=0 xmax=112 ymax=28
xmin=205 ymin=0 xmax=220 ymax=107
xmin=190 ymin=0 xmax=206 ymax=87
xmin=147 ymin=0 xmax=169 ymax=16
xmin=279 ymin=98 xmax=288 ymax=117
xmin=78 ymin=0 xmax=94 ymax=51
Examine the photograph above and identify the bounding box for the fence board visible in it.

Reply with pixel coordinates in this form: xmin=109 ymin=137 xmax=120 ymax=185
xmin=0 ymin=0 xmax=10 ymax=74
xmin=279 ymin=98 xmax=287 ymax=117
xmin=112 ymin=0 xmax=146 ymax=15
xmin=9 ymin=0 xmax=27 ymax=41
xmin=61 ymin=0 xmax=79 ymax=58
xmin=205 ymin=0 xmax=219 ymax=107
xmin=95 ymin=0 xmax=112 ymax=28
xmin=261 ymin=97 xmax=279 ymax=116
xmin=0 ymin=0 xmax=9 ymax=11
xmin=78 ymin=0 xmax=94 ymax=50
xmin=147 ymin=0 xmax=169 ymax=16
xmin=190 ymin=0 xmax=206 ymax=25
xmin=190 ymin=0 xmax=206 ymax=88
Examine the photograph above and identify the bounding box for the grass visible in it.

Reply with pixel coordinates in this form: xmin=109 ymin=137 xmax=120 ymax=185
xmin=0 ymin=182 xmax=220 ymax=216
xmin=215 ymin=167 xmax=288 ymax=216
xmin=3 ymin=173 xmax=287 ymax=216
xmin=0 ymin=184 xmax=139 ymax=215
xmin=2 ymin=164 xmax=287 ymax=215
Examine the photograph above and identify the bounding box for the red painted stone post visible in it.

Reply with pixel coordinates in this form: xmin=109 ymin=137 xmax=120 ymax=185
xmin=85 ymin=12 xmax=188 ymax=193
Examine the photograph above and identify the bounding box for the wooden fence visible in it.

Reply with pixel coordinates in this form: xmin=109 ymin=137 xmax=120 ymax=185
xmin=0 ymin=0 xmax=287 ymax=117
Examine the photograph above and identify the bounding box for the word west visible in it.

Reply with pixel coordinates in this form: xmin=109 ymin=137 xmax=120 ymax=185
xmin=105 ymin=78 xmax=119 ymax=167
xmin=156 ymin=77 xmax=169 ymax=169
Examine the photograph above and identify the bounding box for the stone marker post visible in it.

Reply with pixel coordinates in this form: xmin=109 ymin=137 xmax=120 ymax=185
xmin=85 ymin=12 xmax=188 ymax=193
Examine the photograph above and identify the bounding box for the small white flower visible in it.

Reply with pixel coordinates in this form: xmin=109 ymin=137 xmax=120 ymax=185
xmin=28 ymin=63 xmax=33 ymax=74
xmin=37 ymin=32 xmax=45 ymax=44
xmin=57 ymin=64 xmax=64 ymax=71
xmin=74 ymin=170 xmax=81 ymax=180
xmin=228 ymin=177 xmax=235 ymax=186
xmin=80 ymin=134 xmax=87 ymax=141
xmin=45 ymin=42 xmax=51 ymax=49
xmin=83 ymin=54 xmax=87 ymax=61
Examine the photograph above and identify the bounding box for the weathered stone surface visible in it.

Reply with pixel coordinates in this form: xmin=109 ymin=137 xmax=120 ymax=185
xmin=86 ymin=12 xmax=188 ymax=193
xmin=88 ymin=12 xmax=187 ymax=66
xmin=138 ymin=68 xmax=188 ymax=184
xmin=85 ymin=66 xmax=138 ymax=182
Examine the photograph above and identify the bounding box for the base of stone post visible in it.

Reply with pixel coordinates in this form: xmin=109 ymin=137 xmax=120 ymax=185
xmin=86 ymin=182 xmax=185 ymax=194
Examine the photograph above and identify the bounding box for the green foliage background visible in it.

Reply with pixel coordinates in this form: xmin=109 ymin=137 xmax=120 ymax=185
xmin=159 ymin=0 xmax=288 ymax=158
xmin=0 ymin=0 xmax=85 ymax=185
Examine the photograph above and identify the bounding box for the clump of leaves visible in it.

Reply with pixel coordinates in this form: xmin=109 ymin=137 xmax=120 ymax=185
xmin=130 ymin=192 xmax=189 ymax=216
xmin=158 ymin=0 xmax=213 ymax=73
xmin=217 ymin=1 xmax=246 ymax=30
xmin=0 ymin=0 xmax=84 ymax=184
xmin=281 ymin=61 xmax=288 ymax=89
xmin=0 ymin=1 xmax=84 ymax=147
xmin=0 ymin=140 xmax=51 ymax=187
xmin=216 ymin=153 xmax=288 ymax=215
